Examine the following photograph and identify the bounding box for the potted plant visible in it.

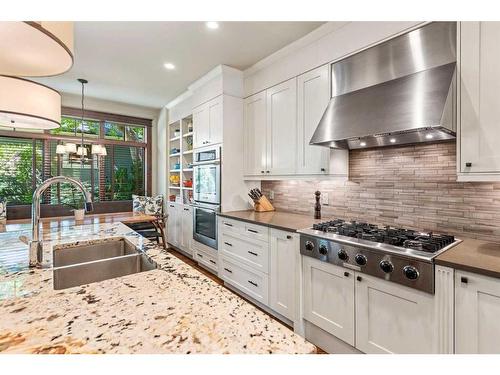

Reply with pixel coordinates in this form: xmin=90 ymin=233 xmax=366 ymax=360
xmin=68 ymin=187 xmax=86 ymax=221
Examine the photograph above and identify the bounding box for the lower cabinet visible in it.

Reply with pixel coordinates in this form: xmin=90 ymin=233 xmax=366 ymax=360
xmin=355 ymin=273 xmax=437 ymax=354
xmin=167 ymin=202 xmax=181 ymax=247
xmin=269 ymin=229 xmax=297 ymax=321
xmin=302 ymin=257 xmax=355 ymax=346
xmin=455 ymin=270 xmax=500 ymax=354
xmin=180 ymin=205 xmax=193 ymax=256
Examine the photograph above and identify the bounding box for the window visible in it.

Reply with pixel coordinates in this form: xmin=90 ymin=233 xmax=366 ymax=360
xmin=51 ymin=116 xmax=100 ymax=138
xmin=0 ymin=107 xmax=151 ymax=217
xmin=0 ymin=137 xmax=42 ymax=204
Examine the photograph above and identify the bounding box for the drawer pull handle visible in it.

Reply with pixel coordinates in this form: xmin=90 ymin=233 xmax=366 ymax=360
xmin=184 ymin=208 xmax=189 ymax=211
xmin=248 ymin=251 xmax=258 ymax=256
xmin=344 ymin=272 xmax=349 ymax=277
xmin=248 ymin=280 xmax=258 ymax=287
xmin=247 ymin=229 xmax=258 ymax=234
xmin=356 ymin=276 xmax=362 ymax=282
xmin=224 ymin=267 xmax=233 ymax=273
xmin=461 ymin=276 xmax=468 ymax=284
xmin=286 ymin=235 xmax=292 ymax=239
xmin=465 ymin=162 xmax=472 ymax=167
xmin=224 ymin=242 xmax=233 ymax=247
xmin=224 ymin=223 xmax=233 ymax=227
xmin=197 ymin=253 xmax=203 ymax=258
xmin=209 ymin=259 xmax=216 ymax=265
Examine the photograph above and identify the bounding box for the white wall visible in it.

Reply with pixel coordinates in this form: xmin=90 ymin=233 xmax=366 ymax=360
xmin=61 ymin=92 xmax=162 ymax=195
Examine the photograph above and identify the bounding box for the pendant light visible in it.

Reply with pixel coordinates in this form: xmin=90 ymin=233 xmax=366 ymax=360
xmin=0 ymin=75 xmax=61 ymax=129
xmin=0 ymin=21 xmax=74 ymax=77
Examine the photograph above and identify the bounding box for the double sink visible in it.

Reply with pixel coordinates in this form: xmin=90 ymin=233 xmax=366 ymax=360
xmin=52 ymin=238 xmax=157 ymax=290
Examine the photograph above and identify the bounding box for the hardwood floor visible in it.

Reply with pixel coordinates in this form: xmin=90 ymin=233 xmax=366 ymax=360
xmin=166 ymin=245 xmax=326 ymax=354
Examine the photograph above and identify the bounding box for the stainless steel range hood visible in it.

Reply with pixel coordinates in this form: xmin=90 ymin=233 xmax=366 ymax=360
xmin=310 ymin=22 xmax=457 ymax=149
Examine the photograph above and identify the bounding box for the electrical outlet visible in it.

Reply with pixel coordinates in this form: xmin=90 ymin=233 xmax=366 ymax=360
xmin=269 ymin=190 xmax=275 ymax=200
xmin=321 ymin=192 xmax=329 ymax=205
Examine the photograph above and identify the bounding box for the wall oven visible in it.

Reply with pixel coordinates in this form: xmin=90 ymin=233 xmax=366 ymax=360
xmin=193 ymin=146 xmax=221 ymax=249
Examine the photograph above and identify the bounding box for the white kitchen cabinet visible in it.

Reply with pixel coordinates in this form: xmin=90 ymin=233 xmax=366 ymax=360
xmin=355 ymin=273 xmax=437 ymax=354
xmin=269 ymin=229 xmax=297 ymax=321
xmin=296 ymin=65 xmax=330 ymax=175
xmin=302 ymin=256 xmax=355 ymax=346
xmin=244 ymin=91 xmax=267 ymax=175
xmin=458 ymin=22 xmax=500 ymax=180
xmin=193 ymin=96 xmax=222 ymax=148
xmin=167 ymin=202 xmax=181 ymax=247
xmin=179 ymin=205 xmax=193 ymax=256
xmin=455 ymin=270 xmax=500 ymax=353
xmin=266 ymin=78 xmax=297 ymax=175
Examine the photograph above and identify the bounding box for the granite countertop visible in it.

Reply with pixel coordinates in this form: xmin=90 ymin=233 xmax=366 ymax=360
xmin=0 ymin=222 xmax=315 ymax=354
xmin=218 ymin=210 xmax=322 ymax=232
xmin=436 ymin=238 xmax=500 ymax=279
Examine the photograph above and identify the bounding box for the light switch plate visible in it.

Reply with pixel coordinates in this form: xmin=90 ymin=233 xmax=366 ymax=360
xmin=321 ymin=192 xmax=329 ymax=205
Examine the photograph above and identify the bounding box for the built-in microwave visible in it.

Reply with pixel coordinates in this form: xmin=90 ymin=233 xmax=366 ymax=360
xmin=193 ymin=146 xmax=220 ymax=205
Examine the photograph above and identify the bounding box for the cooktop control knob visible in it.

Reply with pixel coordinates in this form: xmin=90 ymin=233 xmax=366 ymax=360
xmin=305 ymin=241 xmax=315 ymax=251
xmin=379 ymin=260 xmax=394 ymax=273
xmin=355 ymin=254 xmax=367 ymax=266
xmin=403 ymin=265 xmax=419 ymax=280
xmin=319 ymin=244 xmax=328 ymax=255
xmin=338 ymin=249 xmax=349 ymax=261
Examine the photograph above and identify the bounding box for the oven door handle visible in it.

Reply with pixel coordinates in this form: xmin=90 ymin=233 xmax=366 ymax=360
xmin=192 ymin=160 xmax=220 ymax=166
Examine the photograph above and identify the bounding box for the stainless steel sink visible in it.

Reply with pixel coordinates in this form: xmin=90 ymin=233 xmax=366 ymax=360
xmin=52 ymin=237 xmax=157 ymax=290
xmin=53 ymin=237 xmax=137 ymax=267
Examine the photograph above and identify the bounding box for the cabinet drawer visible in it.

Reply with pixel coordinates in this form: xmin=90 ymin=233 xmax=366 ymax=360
xmin=243 ymin=222 xmax=269 ymax=242
xmin=220 ymin=217 xmax=244 ymax=236
xmin=220 ymin=256 xmax=269 ymax=305
xmin=220 ymin=233 xmax=269 ymax=273
xmin=194 ymin=249 xmax=218 ymax=273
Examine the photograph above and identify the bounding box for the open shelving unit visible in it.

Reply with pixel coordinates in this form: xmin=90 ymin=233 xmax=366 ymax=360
xmin=168 ymin=114 xmax=194 ymax=204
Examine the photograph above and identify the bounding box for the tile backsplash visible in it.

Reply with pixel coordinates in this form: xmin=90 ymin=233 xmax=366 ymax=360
xmin=262 ymin=141 xmax=500 ymax=242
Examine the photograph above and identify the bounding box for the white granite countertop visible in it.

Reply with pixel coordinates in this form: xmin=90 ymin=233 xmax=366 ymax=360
xmin=0 ymin=222 xmax=315 ymax=354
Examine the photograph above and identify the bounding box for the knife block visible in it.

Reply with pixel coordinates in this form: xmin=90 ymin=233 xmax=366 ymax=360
xmin=254 ymin=195 xmax=275 ymax=212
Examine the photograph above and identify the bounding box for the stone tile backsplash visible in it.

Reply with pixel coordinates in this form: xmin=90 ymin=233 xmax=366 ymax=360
xmin=261 ymin=141 xmax=500 ymax=242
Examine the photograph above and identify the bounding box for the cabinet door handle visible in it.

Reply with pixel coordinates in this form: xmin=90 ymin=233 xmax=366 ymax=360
xmin=247 ymin=229 xmax=258 ymax=234
xmin=248 ymin=251 xmax=258 ymax=256
xmin=261 ymin=171 xmax=265 ymax=174
xmin=248 ymin=280 xmax=258 ymax=287
xmin=465 ymin=162 xmax=472 ymax=167
xmin=197 ymin=253 xmax=203 ymax=258
xmin=224 ymin=267 xmax=233 ymax=273
xmin=356 ymin=276 xmax=362 ymax=282
xmin=224 ymin=242 xmax=233 ymax=247
xmin=266 ymin=171 xmax=270 ymax=173
xmin=224 ymin=222 xmax=233 ymax=227
xmin=184 ymin=208 xmax=189 ymax=211
xmin=286 ymin=235 xmax=292 ymax=239
xmin=321 ymin=168 xmax=326 ymax=172
xmin=209 ymin=259 xmax=216 ymax=265
xmin=344 ymin=272 xmax=350 ymax=277
xmin=461 ymin=276 xmax=468 ymax=284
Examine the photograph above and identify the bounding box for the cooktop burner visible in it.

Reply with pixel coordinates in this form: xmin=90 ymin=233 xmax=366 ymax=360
xmin=312 ymin=219 xmax=455 ymax=253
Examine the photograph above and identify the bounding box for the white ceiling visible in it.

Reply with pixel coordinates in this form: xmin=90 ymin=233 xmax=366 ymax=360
xmin=37 ymin=21 xmax=325 ymax=109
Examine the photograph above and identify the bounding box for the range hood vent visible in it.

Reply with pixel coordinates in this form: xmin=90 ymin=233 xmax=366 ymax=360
xmin=310 ymin=22 xmax=457 ymax=149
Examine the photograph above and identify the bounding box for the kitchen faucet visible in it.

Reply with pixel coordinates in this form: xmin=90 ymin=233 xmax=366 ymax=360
xmin=27 ymin=176 xmax=93 ymax=267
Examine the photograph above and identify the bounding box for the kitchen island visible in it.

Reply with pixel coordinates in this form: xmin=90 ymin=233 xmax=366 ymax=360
xmin=0 ymin=221 xmax=315 ymax=354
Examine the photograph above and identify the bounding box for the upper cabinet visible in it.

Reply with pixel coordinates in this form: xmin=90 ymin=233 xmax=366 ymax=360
xmin=243 ymin=64 xmax=348 ymax=179
xmin=297 ymin=65 xmax=331 ymax=175
xmin=244 ymin=91 xmax=267 ymax=175
xmin=266 ymin=78 xmax=297 ymax=175
xmin=193 ymin=96 xmax=222 ymax=148
xmin=458 ymin=22 xmax=500 ymax=181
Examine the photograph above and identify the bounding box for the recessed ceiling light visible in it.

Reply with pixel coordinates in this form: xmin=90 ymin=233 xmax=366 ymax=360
xmin=390 ymin=138 xmax=396 ymax=143
xmin=164 ymin=63 xmax=175 ymax=70
xmin=206 ymin=21 xmax=219 ymax=30
xmin=360 ymin=142 xmax=367 ymax=147
xmin=425 ymin=134 xmax=434 ymax=139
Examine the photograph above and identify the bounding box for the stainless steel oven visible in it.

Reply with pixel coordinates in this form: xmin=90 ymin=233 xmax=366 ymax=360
xmin=193 ymin=146 xmax=220 ymax=205
xmin=193 ymin=202 xmax=219 ymax=249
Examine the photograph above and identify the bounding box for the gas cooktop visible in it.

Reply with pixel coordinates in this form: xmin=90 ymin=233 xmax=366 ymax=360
xmin=311 ymin=219 xmax=455 ymax=253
